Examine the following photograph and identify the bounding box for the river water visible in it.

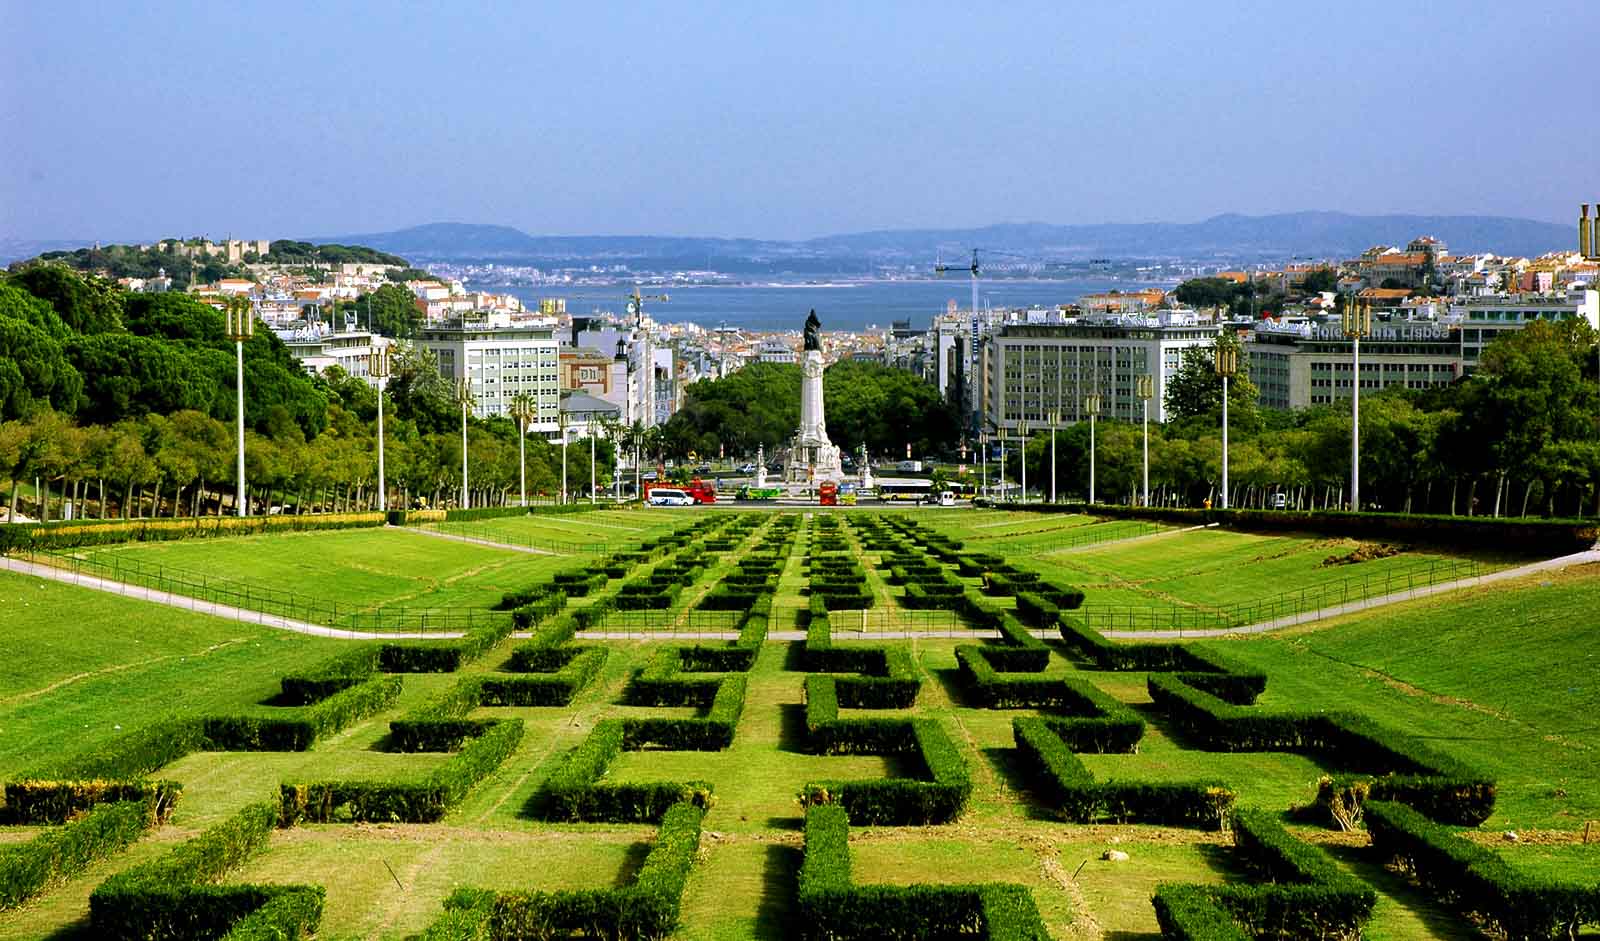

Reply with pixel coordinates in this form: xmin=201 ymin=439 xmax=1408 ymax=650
xmin=478 ymin=278 xmax=1174 ymax=332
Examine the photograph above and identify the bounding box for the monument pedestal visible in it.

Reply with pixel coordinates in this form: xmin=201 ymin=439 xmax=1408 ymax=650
xmin=784 ymin=349 xmax=843 ymax=485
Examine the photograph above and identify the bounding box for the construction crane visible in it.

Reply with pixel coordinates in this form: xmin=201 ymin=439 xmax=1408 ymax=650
xmin=934 ymin=248 xmax=1050 ymax=316
xmin=625 ymin=286 xmax=669 ymax=326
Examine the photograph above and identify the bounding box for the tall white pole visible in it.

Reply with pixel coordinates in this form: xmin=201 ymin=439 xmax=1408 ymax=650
xmin=234 ymin=339 xmax=246 ymax=517
xmin=518 ymin=417 xmax=527 ymax=507
xmin=1141 ymin=397 xmax=1149 ymax=508
xmin=561 ymin=430 xmax=568 ymax=505
xmin=1021 ymin=433 xmax=1028 ymax=503
xmin=590 ymin=434 xmax=596 ymax=505
xmin=998 ymin=437 xmax=1005 ymax=501
xmin=460 ymin=401 xmax=469 ymax=510
xmin=1089 ymin=412 xmax=1097 ymax=505
xmin=1221 ymin=375 xmax=1231 ymax=509
xmin=980 ymin=435 xmax=987 ymax=499
xmin=377 ymin=390 xmax=386 ymax=512
xmin=1050 ymin=426 xmax=1057 ymax=504
xmin=1351 ymin=334 xmax=1361 ymax=511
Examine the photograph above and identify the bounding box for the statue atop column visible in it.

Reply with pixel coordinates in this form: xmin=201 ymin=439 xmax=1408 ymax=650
xmin=784 ymin=309 xmax=843 ymax=485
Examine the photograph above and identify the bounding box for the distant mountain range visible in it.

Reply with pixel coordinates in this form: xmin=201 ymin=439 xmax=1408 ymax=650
xmin=4 ymin=212 xmax=1576 ymax=270
xmin=309 ymin=213 xmax=1575 ymax=269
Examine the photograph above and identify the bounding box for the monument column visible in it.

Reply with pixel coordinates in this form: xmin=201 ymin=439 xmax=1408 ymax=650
xmin=784 ymin=310 xmax=844 ymax=485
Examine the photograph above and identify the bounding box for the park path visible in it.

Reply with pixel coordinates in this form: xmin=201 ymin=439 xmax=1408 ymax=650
xmin=1098 ymin=547 xmax=1600 ymax=640
xmin=402 ymin=526 xmax=558 ymax=555
xmin=0 ymin=554 xmax=454 ymax=640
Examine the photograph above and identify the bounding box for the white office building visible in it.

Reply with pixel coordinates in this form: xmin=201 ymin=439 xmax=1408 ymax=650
xmin=417 ymin=319 xmax=561 ymax=435
xmin=981 ymin=311 xmax=1219 ymax=434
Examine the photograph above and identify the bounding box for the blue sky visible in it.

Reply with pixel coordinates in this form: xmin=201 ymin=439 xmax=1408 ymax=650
xmin=3 ymin=0 xmax=1596 ymax=241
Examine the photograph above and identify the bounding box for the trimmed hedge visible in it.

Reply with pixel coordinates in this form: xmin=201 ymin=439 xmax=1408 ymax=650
xmin=539 ymin=719 xmax=713 ymax=823
xmin=797 ymin=804 xmax=1050 ymax=940
xmin=89 ymin=800 xmax=324 ymax=940
xmin=801 ymin=678 xmax=971 ymax=825
xmin=281 ymin=719 xmax=523 ymax=824
xmin=1012 ymin=716 xmax=1234 ymax=826
xmin=1057 ymin=619 xmax=1267 ymax=704
xmin=0 ymin=512 xmax=384 ymax=552
xmin=490 ymin=801 xmax=704 ymax=940
xmin=1 ymin=778 xmax=181 ymax=826
xmin=0 ymin=799 xmax=155 ymax=910
xmin=1152 ymin=808 xmax=1375 ymax=941
xmin=804 ymin=598 xmax=921 ymax=707
xmin=1147 ymin=673 xmax=1494 ymax=825
xmin=1365 ymin=799 xmax=1600 ymax=940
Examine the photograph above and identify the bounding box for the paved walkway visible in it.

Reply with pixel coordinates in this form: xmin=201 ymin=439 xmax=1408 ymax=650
xmin=403 ymin=526 xmax=558 ymax=555
xmin=0 ymin=555 xmax=459 ymax=640
xmin=1098 ymin=548 xmax=1600 ymax=639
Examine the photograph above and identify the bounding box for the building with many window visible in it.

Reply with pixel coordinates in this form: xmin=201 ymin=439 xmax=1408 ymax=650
xmin=1247 ymin=321 xmax=1462 ymax=410
xmin=416 ymin=319 xmax=561 ymax=435
xmin=980 ymin=312 xmax=1219 ymax=435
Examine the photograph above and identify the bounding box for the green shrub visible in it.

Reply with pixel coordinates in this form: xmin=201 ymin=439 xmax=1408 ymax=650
xmin=1 ymin=779 xmax=181 ymax=826
xmin=799 ymin=705 xmax=971 ymax=826
xmin=796 ymin=805 xmax=1050 ymax=940
xmin=1147 ymin=674 xmax=1495 ymax=825
xmin=1365 ymin=800 xmax=1600 ymax=940
xmin=278 ymin=647 xmax=380 ymax=704
xmin=0 ymin=800 xmax=153 ymax=909
xmin=89 ymin=800 xmax=322 ymax=940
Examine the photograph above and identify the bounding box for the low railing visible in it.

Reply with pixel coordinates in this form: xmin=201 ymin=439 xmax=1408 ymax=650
xmin=27 ymin=550 xmax=502 ymax=634
xmin=1078 ymin=556 xmax=1484 ymax=632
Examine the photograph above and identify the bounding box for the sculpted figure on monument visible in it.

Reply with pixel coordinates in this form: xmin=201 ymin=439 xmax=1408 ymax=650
xmin=803 ymin=309 xmax=822 ymax=352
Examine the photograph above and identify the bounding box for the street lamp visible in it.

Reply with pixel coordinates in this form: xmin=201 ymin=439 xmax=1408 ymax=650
xmin=1214 ymin=342 xmax=1240 ymax=509
xmin=1136 ymin=374 xmax=1154 ymax=507
xmin=1341 ymin=297 xmax=1373 ymax=512
xmin=223 ymin=297 xmax=253 ymax=517
xmin=455 ymin=377 xmax=474 ymax=509
xmin=979 ymin=430 xmax=988 ymax=500
xmin=370 ymin=347 xmax=391 ymax=512
xmin=1017 ymin=419 xmax=1030 ymax=504
xmin=559 ymin=409 xmax=569 ymax=505
xmin=1084 ymin=394 xmax=1102 ymax=505
xmin=1048 ymin=409 xmax=1060 ymax=504
xmin=509 ymin=393 xmax=537 ymax=507
xmin=589 ymin=428 xmax=597 ymax=506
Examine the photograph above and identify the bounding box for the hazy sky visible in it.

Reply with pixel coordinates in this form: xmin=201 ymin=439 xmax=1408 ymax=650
xmin=4 ymin=0 xmax=1596 ymax=241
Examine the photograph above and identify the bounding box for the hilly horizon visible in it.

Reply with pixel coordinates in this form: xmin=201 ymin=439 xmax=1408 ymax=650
xmin=3 ymin=211 xmax=1576 ymax=269
xmin=308 ymin=211 xmax=1576 ymax=266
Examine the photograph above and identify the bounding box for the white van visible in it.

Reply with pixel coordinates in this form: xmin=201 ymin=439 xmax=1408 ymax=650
xmin=1270 ymin=493 xmax=1288 ymax=510
xmin=937 ymin=490 xmax=956 ymax=507
xmin=647 ymin=488 xmax=694 ymax=507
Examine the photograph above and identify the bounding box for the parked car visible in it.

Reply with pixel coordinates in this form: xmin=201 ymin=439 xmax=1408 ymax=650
xmin=647 ymin=488 xmax=695 ymax=507
xmin=736 ymin=463 xmax=757 ymax=474
xmin=694 ymin=464 xmax=712 ymax=475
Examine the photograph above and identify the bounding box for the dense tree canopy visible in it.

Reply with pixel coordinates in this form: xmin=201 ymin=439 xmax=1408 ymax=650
xmin=657 ymin=360 xmax=961 ymax=460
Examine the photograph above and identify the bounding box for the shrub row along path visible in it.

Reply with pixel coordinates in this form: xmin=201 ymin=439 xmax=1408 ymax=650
xmin=1102 ymin=546 xmax=1600 ymax=639
xmin=0 ymin=553 xmax=449 ymax=640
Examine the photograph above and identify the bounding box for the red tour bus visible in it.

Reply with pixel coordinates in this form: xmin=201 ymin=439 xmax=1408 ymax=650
xmin=818 ymin=481 xmax=838 ymax=506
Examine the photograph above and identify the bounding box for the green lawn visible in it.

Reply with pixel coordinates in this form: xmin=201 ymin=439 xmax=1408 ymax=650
xmin=69 ymin=527 xmax=571 ymax=622
xmin=0 ymin=570 xmax=343 ymax=776
xmin=4 ymin=511 xmax=1598 ymax=940
xmin=1020 ymin=525 xmax=1503 ymax=628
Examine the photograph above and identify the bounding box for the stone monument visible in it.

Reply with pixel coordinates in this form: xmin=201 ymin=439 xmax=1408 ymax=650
xmin=784 ymin=310 xmax=844 ymax=485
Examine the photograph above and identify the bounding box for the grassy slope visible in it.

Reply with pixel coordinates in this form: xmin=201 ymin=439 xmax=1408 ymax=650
xmin=6 ymin=512 xmax=1598 ymax=940
xmin=0 ymin=570 xmax=343 ymax=776
xmin=76 ymin=527 xmax=568 ymax=614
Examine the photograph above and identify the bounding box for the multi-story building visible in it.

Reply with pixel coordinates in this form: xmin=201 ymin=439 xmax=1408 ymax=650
xmin=980 ymin=311 xmax=1219 ymax=435
xmin=560 ymin=347 xmax=618 ymax=397
xmin=755 ymin=339 xmax=797 ymax=364
xmin=1449 ymin=288 xmax=1599 ymax=363
xmin=276 ymin=324 xmax=387 ymax=385
xmin=416 ymin=318 xmax=561 ymax=435
xmin=1247 ymin=321 xmax=1462 ymax=410
xmin=1246 ymin=287 xmax=1599 ymax=410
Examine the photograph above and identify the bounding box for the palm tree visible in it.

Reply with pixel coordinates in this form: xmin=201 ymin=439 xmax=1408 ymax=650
xmin=508 ymin=392 xmax=537 ymax=507
xmin=454 ymin=377 xmax=477 ymax=509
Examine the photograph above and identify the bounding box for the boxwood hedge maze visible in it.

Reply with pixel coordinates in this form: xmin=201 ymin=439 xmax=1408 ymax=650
xmin=2 ymin=507 xmax=1597 ymax=940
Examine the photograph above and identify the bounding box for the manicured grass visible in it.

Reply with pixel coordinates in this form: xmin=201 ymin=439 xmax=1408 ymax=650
xmin=73 ymin=527 xmax=568 ymax=617
xmin=0 ymin=570 xmax=343 ymax=776
xmin=5 ymin=510 xmax=1597 ymax=940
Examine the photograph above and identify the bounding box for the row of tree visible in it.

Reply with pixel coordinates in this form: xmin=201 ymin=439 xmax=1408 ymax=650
xmin=0 ymin=266 xmax=615 ymax=520
xmin=1004 ymin=320 xmax=1600 ymax=517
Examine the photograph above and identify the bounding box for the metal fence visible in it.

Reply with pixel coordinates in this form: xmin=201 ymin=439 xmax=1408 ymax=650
xmin=1078 ymin=557 xmax=1483 ymax=632
xmin=923 ymin=519 xmax=1167 ymax=554
xmin=30 ymin=550 xmax=503 ymax=634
